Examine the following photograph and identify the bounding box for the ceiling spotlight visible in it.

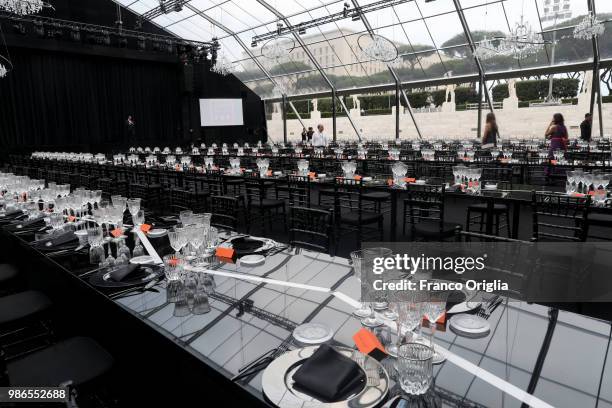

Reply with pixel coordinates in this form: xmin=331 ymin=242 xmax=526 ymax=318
xmin=251 ymin=40 xmax=257 ymax=47
xmin=343 ymin=2 xmax=350 ymax=18
xmin=165 ymin=39 xmax=174 ymax=53
xmin=351 ymin=12 xmax=361 ymax=21
xmin=276 ymin=22 xmax=283 ymax=36
xmin=102 ymin=30 xmax=111 ymax=46
xmin=135 ymin=18 xmax=143 ymax=30
xmin=159 ymin=0 xmax=167 ymax=14
xmin=174 ymin=0 xmax=183 ymax=12
xmin=298 ymin=27 xmax=306 ymax=35
xmin=12 ymin=22 xmax=26 ymax=35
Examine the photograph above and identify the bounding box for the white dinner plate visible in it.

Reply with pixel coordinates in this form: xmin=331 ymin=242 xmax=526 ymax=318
xmin=130 ymin=255 xmax=155 ymax=265
xmin=292 ymin=323 xmax=334 ymax=345
xmin=449 ymin=314 xmax=491 ymax=334
xmin=239 ymin=254 xmax=266 ymax=267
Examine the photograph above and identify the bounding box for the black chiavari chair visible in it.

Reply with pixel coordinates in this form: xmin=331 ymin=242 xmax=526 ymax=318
xmin=403 ymin=184 xmax=461 ymax=241
xmin=466 ymin=167 xmax=513 ymax=237
xmin=289 ymin=206 xmax=333 ymax=256
xmin=334 ymin=178 xmax=384 ymax=246
xmin=531 ymin=192 xmax=590 ymax=242
xmin=244 ymin=174 xmax=286 ymax=234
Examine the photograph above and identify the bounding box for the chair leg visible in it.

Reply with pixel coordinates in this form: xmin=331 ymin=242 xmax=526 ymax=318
xmin=478 ymin=212 xmax=485 ymax=232
xmin=495 ymin=213 xmax=500 ymax=236
xmin=465 ymin=208 xmax=472 ymax=233
xmin=505 ymin=209 xmax=512 ymax=237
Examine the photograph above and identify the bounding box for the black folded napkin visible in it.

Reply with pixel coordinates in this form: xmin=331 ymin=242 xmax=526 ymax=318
xmin=2 ymin=208 xmax=22 ymax=218
xmin=292 ymin=344 xmax=365 ymax=402
xmin=109 ymin=264 xmax=140 ymax=282
xmin=6 ymin=217 xmax=44 ymax=231
xmin=231 ymin=237 xmax=264 ymax=255
xmin=34 ymin=231 xmax=77 ymax=249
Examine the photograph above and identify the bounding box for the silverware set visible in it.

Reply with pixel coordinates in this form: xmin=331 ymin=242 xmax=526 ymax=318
xmin=476 ymin=295 xmax=503 ymax=319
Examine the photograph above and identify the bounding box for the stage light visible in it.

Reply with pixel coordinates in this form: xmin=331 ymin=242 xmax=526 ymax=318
xmin=137 ymin=36 xmax=146 ymax=50
xmin=12 ymin=22 xmax=26 ymax=34
xmin=102 ymin=30 xmax=111 ymax=46
xmin=135 ymin=17 xmax=143 ymax=30
xmin=276 ymin=22 xmax=283 ymax=36
xmin=298 ymin=27 xmax=306 ymax=35
xmin=251 ymin=40 xmax=257 ymax=47
xmin=118 ymin=35 xmax=128 ymax=48
xmin=152 ymin=41 xmax=160 ymax=51
xmin=33 ymin=21 xmax=44 ymax=37
xmin=165 ymin=39 xmax=174 ymax=53
xmin=69 ymin=26 xmax=81 ymax=41
xmin=174 ymin=0 xmax=183 ymax=12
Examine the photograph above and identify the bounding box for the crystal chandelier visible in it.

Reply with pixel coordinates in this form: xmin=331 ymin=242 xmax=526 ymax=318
xmin=497 ymin=15 xmax=545 ymax=60
xmin=261 ymin=37 xmax=295 ymax=60
xmin=473 ymin=36 xmax=497 ymax=60
xmin=211 ymin=53 xmax=234 ymax=76
xmin=358 ymin=33 xmax=398 ymax=62
xmin=0 ymin=0 xmax=47 ymax=15
xmin=573 ymin=12 xmax=605 ymax=40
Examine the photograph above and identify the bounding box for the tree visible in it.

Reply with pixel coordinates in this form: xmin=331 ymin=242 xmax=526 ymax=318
xmin=397 ymin=43 xmax=436 ymax=72
xmin=269 ymin=61 xmax=312 ymax=76
xmin=440 ymin=30 xmax=505 ymax=57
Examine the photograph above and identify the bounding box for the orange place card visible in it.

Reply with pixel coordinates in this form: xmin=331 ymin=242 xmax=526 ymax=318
xmin=354 ymin=175 xmax=362 ymax=180
xmin=353 ymin=328 xmax=387 ymax=361
xmin=68 ymin=215 xmax=76 ymax=222
xmin=140 ymin=224 xmax=152 ymax=233
xmin=588 ymin=191 xmax=596 ymax=196
xmin=551 ymin=159 xmax=558 ymax=165
xmin=111 ymin=228 xmax=123 ymax=238
xmin=216 ymin=247 xmax=235 ymax=259
xmin=387 ymin=179 xmax=393 ymax=186
xmin=266 ymin=170 xmax=272 ymax=176
xmin=308 ymin=172 xmax=316 ymax=180
xmin=405 ymin=177 xmax=416 ymax=183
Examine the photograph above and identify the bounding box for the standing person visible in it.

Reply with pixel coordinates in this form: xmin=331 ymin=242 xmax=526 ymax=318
xmin=126 ymin=115 xmax=136 ymax=144
xmin=580 ymin=113 xmax=592 ymax=142
xmin=312 ymin=124 xmax=329 ymax=147
xmin=545 ymin=113 xmax=569 ymax=157
xmin=482 ymin=112 xmax=499 ymax=147
xmin=306 ymin=127 xmax=314 ymax=142
xmin=301 ymin=127 xmax=307 ymax=142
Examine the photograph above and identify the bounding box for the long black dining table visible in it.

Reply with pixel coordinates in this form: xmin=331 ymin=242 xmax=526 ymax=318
xmin=2 ymin=224 xmax=612 ymax=408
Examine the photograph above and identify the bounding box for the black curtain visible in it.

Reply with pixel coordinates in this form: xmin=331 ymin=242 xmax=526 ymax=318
xmin=0 ymin=48 xmax=183 ymax=152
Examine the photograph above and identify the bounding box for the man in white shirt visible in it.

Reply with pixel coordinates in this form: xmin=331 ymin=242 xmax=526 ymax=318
xmin=312 ymin=124 xmax=329 ymax=147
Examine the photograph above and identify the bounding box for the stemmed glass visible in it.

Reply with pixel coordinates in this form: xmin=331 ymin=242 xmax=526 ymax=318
xmin=168 ymin=226 xmax=187 ymax=256
xmin=421 ymin=290 xmax=449 ymax=364
xmin=583 ymin=173 xmax=594 ymax=195
xmin=127 ymin=198 xmax=141 ymax=219
xmin=350 ymin=250 xmax=373 ymax=318
xmin=387 ymin=301 xmax=423 ymax=358
xmin=87 ymin=226 xmax=105 ymax=265
xmin=566 ymin=171 xmax=577 ymax=195
xmin=361 ymin=247 xmax=393 ymax=327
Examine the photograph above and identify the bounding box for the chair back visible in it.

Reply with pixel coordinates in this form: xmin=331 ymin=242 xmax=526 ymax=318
xmin=289 ymin=206 xmax=333 ymax=255
xmin=404 ymin=184 xmax=446 ymax=231
xmin=532 ymin=192 xmax=590 ymax=242
xmin=287 ymin=175 xmax=311 ymax=207
xmin=210 ymin=195 xmax=241 ymax=232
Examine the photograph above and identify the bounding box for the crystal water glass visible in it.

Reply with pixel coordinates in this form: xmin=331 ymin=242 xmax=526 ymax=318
xmin=387 ymin=301 xmax=422 ymax=357
xmin=397 ymin=343 xmax=434 ymax=395
xmin=392 ymin=162 xmax=408 ymax=187
xmin=350 ymin=250 xmax=372 ymax=319
xmin=422 ymin=290 xmax=449 ymax=362
xmin=297 ymin=159 xmax=309 ymax=176
xmin=127 ymin=198 xmax=141 ymax=217
xmin=361 ymin=247 xmax=393 ymax=327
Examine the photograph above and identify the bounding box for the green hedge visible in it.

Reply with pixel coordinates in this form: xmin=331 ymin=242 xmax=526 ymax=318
xmin=516 ymin=79 xmax=579 ymax=100
xmin=603 ymin=95 xmax=612 ymax=103
xmin=492 ymin=84 xmax=509 ymax=102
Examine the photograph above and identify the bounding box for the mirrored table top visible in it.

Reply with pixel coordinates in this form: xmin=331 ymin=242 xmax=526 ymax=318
xmin=111 ymin=249 xmax=612 ymax=408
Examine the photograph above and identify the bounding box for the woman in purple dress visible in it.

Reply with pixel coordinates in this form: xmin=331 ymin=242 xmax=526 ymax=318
xmin=545 ymin=113 xmax=568 ymax=157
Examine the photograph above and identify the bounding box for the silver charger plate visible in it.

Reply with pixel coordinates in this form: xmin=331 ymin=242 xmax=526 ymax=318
xmin=262 ymin=346 xmax=389 ymax=408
